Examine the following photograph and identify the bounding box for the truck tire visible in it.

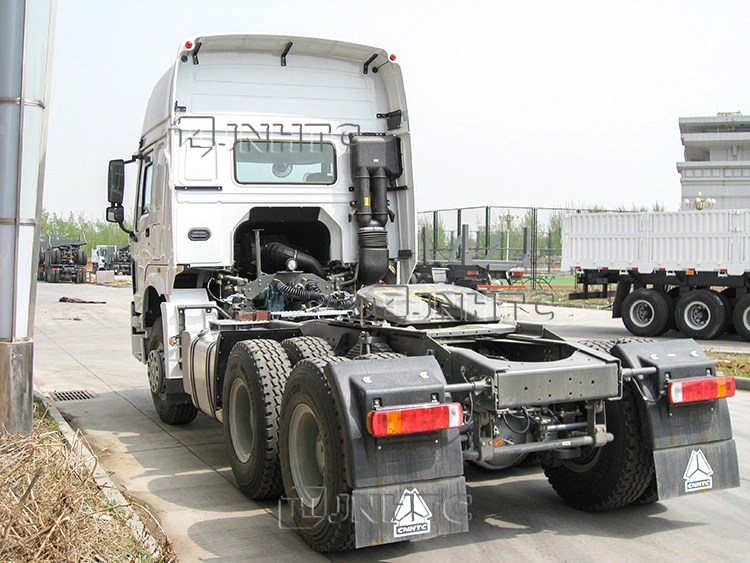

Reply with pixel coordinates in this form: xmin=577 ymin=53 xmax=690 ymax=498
xmin=354 ymin=352 xmax=404 ymax=360
xmin=621 ymin=289 xmax=670 ymax=337
xmin=732 ymin=293 xmax=750 ymax=342
xmin=280 ymin=358 xmax=355 ymax=552
xmin=148 ymin=319 xmax=199 ymax=425
xmin=223 ymin=339 xmax=291 ymax=499
xmin=282 ymin=336 xmax=335 ymax=366
xmin=675 ymin=289 xmax=726 ymax=340
xmin=542 ymin=383 xmax=654 ymax=511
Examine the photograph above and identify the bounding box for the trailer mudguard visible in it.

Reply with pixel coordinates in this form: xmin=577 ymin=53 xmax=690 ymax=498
xmin=324 ymin=356 xmax=469 ymax=546
xmin=611 ymin=340 xmax=740 ymax=499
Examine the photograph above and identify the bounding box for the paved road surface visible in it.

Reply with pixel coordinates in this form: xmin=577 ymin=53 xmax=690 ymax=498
xmin=32 ymin=282 xmax=749 ymax=562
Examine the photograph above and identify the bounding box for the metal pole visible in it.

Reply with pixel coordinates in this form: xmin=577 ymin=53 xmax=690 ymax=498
xmin=0 ymin=0 xmax=56 ymax=434
xmin=461 ymin=224 xmax=469 ymax=266
xmin=432 ymin=211 xmax=438 ymax=261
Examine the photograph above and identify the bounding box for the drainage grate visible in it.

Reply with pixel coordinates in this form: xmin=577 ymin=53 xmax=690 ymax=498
xmin=51 ymin=390 xmax=96 ymax=402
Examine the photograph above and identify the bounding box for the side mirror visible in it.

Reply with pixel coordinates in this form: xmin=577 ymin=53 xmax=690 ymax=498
xmin=106 ymin=205 xmax=124 ymax=223
xmin=108 ymin=159 xmax=125 ymax=204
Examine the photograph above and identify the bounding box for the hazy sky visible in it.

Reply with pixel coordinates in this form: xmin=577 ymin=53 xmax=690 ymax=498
xmin=43 ymin=0 xmax=750 ymax=218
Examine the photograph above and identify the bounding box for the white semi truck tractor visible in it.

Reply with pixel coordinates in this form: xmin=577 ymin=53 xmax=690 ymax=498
xmin=106 ymin=35 xmax=740 ymax=551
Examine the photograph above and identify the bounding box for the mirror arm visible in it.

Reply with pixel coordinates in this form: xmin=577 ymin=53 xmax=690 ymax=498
xmin=118 ymin=221 xmax=138 ymax=243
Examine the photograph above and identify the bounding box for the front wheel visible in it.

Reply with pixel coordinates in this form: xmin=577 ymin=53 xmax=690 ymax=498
xmin=148 ymin=318 xmax=198 ymax=425
xmin=280 ymin=358 xmax=354 ymax=552
xmin=542 ymin=384 xmax=654 ymax=511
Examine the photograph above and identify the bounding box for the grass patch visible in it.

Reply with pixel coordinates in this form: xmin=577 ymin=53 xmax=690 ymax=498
xmin=706 ymin=351 xmax=750 ymax=379
xmin=0 ymin=398 xmax=177 ymax=562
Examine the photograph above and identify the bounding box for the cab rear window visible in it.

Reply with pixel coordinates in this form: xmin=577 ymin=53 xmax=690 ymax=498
xmin=234 ymin=141 xmax=336 ymax=184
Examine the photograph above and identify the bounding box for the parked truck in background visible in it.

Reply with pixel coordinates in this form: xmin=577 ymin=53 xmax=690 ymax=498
xmin=106 ymin=34 xmax=740 ymax=552
xmin=93 ymin=244 xmax=132 ymax=276
xmin=38 ymin=234 xmax=88 ymax=283
xmin=563 ymin=209 xmax=750 ymax=341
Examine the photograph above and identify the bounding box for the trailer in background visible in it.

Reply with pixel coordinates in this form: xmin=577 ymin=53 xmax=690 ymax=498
xmin=563 ymin=208 xmax=750 ymax=340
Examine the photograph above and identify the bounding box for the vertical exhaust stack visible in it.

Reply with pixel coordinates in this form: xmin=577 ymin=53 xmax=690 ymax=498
xmin=349 ymin=135 xmax=402 ymax=285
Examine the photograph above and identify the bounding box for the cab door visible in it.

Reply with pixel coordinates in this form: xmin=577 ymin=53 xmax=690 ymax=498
xmin=132 ymin=146 xmax=166 ymax=296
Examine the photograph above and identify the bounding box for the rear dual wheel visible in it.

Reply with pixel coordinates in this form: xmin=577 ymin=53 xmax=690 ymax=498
xmin=733 ymin=294 xmax=750 ymax=342
xmin=542 ymin=383 xmax=654 ymax=511
xmin=675 ymin=289 xmax=727 ymax=340
xmin=224 ymin=339 xmax=291 ymax=499
xmin=280 ymin=357 xmax=354 ymax=552
xmin=621 ymin=288 xmax=671 ymax=337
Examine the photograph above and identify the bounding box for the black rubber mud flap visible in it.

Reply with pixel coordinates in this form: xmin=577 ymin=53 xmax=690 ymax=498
xmin=352 ymin=476 xmax=469 ymax=548
xmin=653 ymin=439 xmax=740 ymax=500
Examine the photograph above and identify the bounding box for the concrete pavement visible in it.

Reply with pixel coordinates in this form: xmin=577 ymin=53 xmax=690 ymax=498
xmin=32 ymin=281 xmax=326 ymax=562
xmin=31 ymin=281 xmax=750 ymax=561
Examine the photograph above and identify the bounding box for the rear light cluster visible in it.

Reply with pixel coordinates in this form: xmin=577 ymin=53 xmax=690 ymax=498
xmin=367 ymin=403 xmax=463 ymax=437
xmin=668 ymin=376 xmax=735 ymax=405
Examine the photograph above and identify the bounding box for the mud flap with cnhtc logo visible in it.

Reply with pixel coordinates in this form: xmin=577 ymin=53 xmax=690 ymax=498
xmin=351 ymin=476 xmax=469 ymax=548
xmin=653 ymin=439 xmax=740 ymax=500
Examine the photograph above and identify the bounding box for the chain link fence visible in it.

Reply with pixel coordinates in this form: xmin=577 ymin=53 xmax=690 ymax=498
xmin=417 ymin=205 xmax=612 ymax=286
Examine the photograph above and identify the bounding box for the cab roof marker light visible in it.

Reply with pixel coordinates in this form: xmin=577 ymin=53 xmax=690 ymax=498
xmin=366 ymin=403 xmax=463 ymax=437
xmin=668 ymin=376 xmax=735 ymax=405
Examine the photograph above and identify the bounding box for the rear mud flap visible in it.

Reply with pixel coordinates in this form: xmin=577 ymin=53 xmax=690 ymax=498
xmin=654 ymin=439 xmax=740 ymax=500
xmin=352 ymin=476 xmax=469 ymax=548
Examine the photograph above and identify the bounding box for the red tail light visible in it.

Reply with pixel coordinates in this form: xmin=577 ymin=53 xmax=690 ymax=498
xmin=668 ymin=376 xmax=735 ymax=404
xmin=367 ymin=403 xmax=463 ymax=437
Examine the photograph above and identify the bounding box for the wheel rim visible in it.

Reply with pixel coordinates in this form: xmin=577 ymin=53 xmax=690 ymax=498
xmin=742 ymin=305 xmax=750 ymax=330
xmin=229 ymin=377 xmax=253 ymax=463
xmin=629 ymin=300 xmax=654 ymax=328
xmin=563 ymin=446 xmax=601 ymax=473
xmin=147 ymin=349 xmax=164 ymax=394
xmin=683 ymin=301 xmax=710 ymax=330
xmin=288 ymin=403 xmax=325 ymax=507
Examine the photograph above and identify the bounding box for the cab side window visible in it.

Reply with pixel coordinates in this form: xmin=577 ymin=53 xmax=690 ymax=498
xmin=137 ymin=155 xmax=154 ymax=219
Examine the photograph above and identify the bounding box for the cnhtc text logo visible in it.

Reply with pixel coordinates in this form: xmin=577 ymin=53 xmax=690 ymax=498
xmin=683 ymin=449 xmax=714 ymax=493
xmin=391 ymin=488 xmax=433 ymax=539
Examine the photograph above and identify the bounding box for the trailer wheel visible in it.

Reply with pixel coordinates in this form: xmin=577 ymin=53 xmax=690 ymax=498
xmin=542 ymin=383 xmax=654 ymax=511
xmin=621 ymin=289 xmax=670 ymax=337
xmin=675 ymin=289 xmax=726 ymax=340
xmin=148 ymin=319 xmax=198 ymax=425
xmin=280 ymin=358 xmax=355 ymax=552
xmin=732 ymin=294 xmax=750 ymax=342
xmin=282 ymin=336 xmax=335 ymax=366
xmin=223 ymin=339 xmax=291 ymax=499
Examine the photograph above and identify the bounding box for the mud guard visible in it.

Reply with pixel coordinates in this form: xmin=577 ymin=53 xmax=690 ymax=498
xmin=611 ymin=339 xmax=740 ymax=500
xmin=324 ymin=356 xmax=469 ymax=547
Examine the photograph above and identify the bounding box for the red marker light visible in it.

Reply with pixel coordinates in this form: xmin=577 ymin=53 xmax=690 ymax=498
xmin=185 ymin=40 xmax=194 ymax=49
xmin=390 ymin=54 xmax=397 ymax=61
xmin=367 ymin=403 xmax=463 ymax=437
xmin=668 ymin=376 xmax=735 ymax=404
